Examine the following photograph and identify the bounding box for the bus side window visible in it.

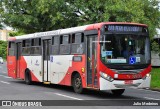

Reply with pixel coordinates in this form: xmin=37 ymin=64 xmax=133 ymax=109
xmin=22 ymin=40 xmax=26 ymax=47
xmin=60 ymin=35 xmax=63 ymax=44
xmin=60 ymin=35 xmax=70 ymax=54
xmin=30 ymin=38 xmax=41 ymax=55
xmin=71 ymin=33 xmax=84 ymax=54
xmin=22 ymin=39 xmax=30 ymax=55
xmin=52 ymin=36 xmax=59 ymax=55
xmin=8 ymin=42 xmax=15 ymax=56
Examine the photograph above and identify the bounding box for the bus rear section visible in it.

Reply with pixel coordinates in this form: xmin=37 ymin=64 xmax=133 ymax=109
xmin=7 ymin=41 xmax=17 ymax=79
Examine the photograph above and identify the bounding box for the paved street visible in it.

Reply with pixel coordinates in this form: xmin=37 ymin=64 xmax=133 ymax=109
xmin=0 ymin=62 xmax=160 ymax=109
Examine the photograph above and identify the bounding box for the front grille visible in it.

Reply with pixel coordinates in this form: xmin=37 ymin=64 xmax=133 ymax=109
xmin=114 ymin=83 xmax=141 ymax=88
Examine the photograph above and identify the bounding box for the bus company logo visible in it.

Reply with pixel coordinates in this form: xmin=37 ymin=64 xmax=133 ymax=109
xmin=50 ymin=56 xmax=53 ymax=62
xmin=35 ymin=60 xmax=39 ymax=66
xmin=2 ymin=101 xmax=11 ymax=106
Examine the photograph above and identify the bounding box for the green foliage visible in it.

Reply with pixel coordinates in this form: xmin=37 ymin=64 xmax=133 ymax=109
xmin=151 ymin=68 xmax=160 ymax=89
xmin=9 ymin=31 xmax=25 ymax=37
xmin=0 ymin=0 xmax=159 ymax=38
xmin=0 ymin=40 xmax=7 ymax=60
xmin=0 ymin=24 xmax=3 ymax=29
xmin=151 ymin=41 xmax=160 ymax=53
xmin=0 ymin=0 xmax=76 ymax=33
xmin=151 ymin=41 xmax=160 ymax=57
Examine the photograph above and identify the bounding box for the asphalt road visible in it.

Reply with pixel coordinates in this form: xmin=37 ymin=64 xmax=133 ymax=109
xmin=0 ymin=62 xmax=160 ymax=109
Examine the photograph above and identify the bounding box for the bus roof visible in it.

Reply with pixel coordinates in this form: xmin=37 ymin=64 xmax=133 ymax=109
xmin=8 ymin=22 xmax=148 ymax=41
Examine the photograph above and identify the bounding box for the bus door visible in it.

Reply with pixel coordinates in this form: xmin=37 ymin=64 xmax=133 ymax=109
xmin=43 ymin=39 xmax=51 ymax=82
xmin=87 ymin=36 xmax=98 ymax=88
xmin=16 ymin=42 xmax=22 ymax=78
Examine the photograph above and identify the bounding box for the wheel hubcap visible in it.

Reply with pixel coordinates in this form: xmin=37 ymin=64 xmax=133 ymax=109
xmin=75 ymin=78 xmax=81 ymax=88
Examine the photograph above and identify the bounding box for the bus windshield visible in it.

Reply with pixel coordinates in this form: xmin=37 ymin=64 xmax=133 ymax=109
xmin=100 ymin=34 xmax=150 ymax=65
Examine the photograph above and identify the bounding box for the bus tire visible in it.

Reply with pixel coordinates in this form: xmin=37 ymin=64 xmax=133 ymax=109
xmin=111 ymin=89 xmax=125 ymax=96
xmin=72 ymin=73 xmax=83 ymax=93
xmin=25 ymin=70 xmax=32 ymax=85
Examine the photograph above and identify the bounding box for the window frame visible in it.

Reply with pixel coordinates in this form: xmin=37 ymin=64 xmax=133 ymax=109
xmin=71 ymin=33 xmax=85 ymax=54
xmin=60 ymin=34 xmax=71 ymax=54
xmin=8 ymin=41 xmax=15 ymax=56
xmin=51 ymin=36 xmax=60 ymax=55
xmin=30 ymin=38 xmax=42 ymax=55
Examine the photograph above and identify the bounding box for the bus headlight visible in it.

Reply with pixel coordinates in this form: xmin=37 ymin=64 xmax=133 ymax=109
xmin=100 ymin=72 xmax=114 ymax=82
xmin=146 ymin=73 xmax=150 ymax=77
xmin=142 ymin=73 xmax=150 ymax=80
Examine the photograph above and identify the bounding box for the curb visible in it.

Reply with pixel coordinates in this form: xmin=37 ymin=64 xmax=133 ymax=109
xmin=150 ymin=88 xmax=160 ymax=92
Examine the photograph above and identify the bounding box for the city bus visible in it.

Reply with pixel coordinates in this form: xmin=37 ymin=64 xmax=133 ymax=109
xmin=7 ymin=22 xmax=151 ymax=96
xmin=151 ymin=35 xmax=160 ymax=66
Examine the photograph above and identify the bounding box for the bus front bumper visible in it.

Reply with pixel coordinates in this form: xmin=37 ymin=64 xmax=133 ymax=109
xmin=99 ymin=75 xmax=151 ymax=90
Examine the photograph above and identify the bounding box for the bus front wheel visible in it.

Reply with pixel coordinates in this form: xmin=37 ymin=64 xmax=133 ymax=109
xmin=25 ymin=70 xmax=32 ymax=85
xmin=111 ymin=89 xmax=125 ymax=96
xmin=73 ymin=73 xmax=83 ymax=93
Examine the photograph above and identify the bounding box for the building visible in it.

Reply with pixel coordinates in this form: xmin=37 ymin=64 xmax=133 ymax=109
xmin=0 ymin=29 xmax=11 ymax=41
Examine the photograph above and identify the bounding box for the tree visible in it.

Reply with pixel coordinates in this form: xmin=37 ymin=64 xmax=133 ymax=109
xmin=0 ymin=0 xmax=159 ymax=38
xmin=152 ymin=41 xmax=160 ymax=53
xmin=67 ymin=0 xmax=160 ymax=37
xmin=9 ymin=31 xmax=25 ymax=37
xmin=0 ymin=24 xmax=3 ymax=29
xmin=0 ymin=0 xmax=78 ymax=33
xmin=0 ymin=40 xmax=7 ymax=59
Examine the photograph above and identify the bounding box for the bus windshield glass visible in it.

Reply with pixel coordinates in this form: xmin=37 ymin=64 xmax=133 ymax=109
xmin=100 ymin=34 xmax=150 ymax=65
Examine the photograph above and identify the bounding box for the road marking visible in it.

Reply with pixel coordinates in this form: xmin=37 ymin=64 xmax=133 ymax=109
xmin=0 ymin=81 xmax=10 ymax=84
xmin=136 ymin=88 xmax=160 ymax=94
xmin=144 ymin=97 xmax=160 ymax=100
xmin=0 ymin=75 xmax=12 ymax=79
xmin=54 ymin=93 xmax=83 ymax=100
xmin=4 ymin=76 xmax=12 ymax=79
xmin=2 ymin=71 xmax=6 ymax=74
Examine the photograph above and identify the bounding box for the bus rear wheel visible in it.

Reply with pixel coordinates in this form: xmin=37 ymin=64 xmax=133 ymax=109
xmin=73 ymin=73 xmax=83 ymax=93
xmin=25 ymin=70 xmax=32 ymax=85
xmin=111 ymin=89 xmax=125 ymax=96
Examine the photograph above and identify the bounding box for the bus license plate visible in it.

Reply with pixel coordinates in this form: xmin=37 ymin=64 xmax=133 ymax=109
xmin=124 ymin=80 xmax=133 ymax=84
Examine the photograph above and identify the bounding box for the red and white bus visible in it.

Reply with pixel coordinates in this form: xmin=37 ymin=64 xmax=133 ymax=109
xmin=7 ymin=22 xmax=151 ymax=95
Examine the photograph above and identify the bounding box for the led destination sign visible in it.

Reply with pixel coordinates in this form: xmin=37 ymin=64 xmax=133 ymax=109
xmin=105 ymin=25 xmax=147 ymax=32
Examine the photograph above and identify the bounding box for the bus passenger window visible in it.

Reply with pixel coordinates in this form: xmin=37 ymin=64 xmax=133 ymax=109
xmin=31 ymin=39 xmax=34 ymax=46
xmin=60 ymin=36 xmax=63 ymax=44
xmin=8 ymin=42 xmax=15 ymax=56
xmin=22 ymin=40 xmax=26 ymax=47
xmin=52 ymin=37 xmax=54 ymax=45
xmin=72 ymin=34 xmax=75 ymax=43
xmin=77 ymin=44 xmax=83 ymax=54
xmin=71 ymin=33 xmax=84 ymax=54
xmin=60 ymin=35 xmax=70 ymax=54
xmin=81 ymin=34 xmax=84 ymax=42
xmin=39 ymin=38 xmax=41 ymax=46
